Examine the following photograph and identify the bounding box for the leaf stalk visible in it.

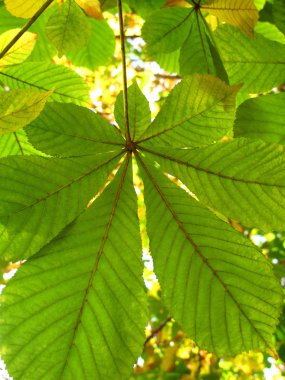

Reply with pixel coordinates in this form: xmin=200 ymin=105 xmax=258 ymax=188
xmin=117 ymin=0 xmax=131 ymax=144
xmin=0 ymin=0 xmax=54 ymax=60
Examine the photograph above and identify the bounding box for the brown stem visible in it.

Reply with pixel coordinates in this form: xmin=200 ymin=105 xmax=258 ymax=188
xmin=117 ymin=0 xmax=131 ymax=144
xmin=145 ymin=316 xmax=172 ymax=345
xmin=0 ymin=0 xmax=54 ymax=60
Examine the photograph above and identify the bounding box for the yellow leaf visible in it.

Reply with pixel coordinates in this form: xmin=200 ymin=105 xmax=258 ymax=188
xmin=165 ymin=0 xmax=192 ymax=7
xmin=75 ymin=0 xmax=103 ymax=19
xmin=4 ymin=0 xmax=53 ymax=18
xmin=0 ymin=90 xmax=52 ymax=134
xmin=202 ymin=0 xmax=259 ymax=36
xmin=0 ymin=29 xmax=37 ymax=67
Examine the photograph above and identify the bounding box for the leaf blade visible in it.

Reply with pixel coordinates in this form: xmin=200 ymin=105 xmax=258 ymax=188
xmin=0 ymin=89 xmax=51 ymax=135
xmin=137 ymin=153 xmax=282 ymax=355
xmin=0 ymin=156 xmax=148 ymax=380
xmin=139 ymin=74 xmax=240 ymax=147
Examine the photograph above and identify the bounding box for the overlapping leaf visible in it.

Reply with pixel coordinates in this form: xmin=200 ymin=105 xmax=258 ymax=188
xmin=201 ymin=0 xmax=259 ymax=36
xmin=0 ymin=89 xmax=51 ymax=134
xmin=214 ymin=24 xmax=285 ymax=93
xmin=46 ymin=0 xmax=92 ymax=57
xmin=0 ymin=62 xmax=90 ymax=105
xmin=235 ymin=93 xmax=285 ymax=145
xmin=0 ymin=29 xmax=36 ymax=67
xmin=114 ymin=82 xmax=151 ymax=141
xmin=3 ymin=0 xmax=50 ymax=18
xmin=0 ymin=71 xmax=283 ymax=380
xmin=67 ymin=18 xmax=115 ymax=70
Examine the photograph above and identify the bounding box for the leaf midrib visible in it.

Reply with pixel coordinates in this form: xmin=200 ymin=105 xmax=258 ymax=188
xmin=136 ymin=152 xmax=270 ymax=351
xmin=0 ymin=71 xmax=88 ymax=104
xmin=0 ymin=150 xmax=124 ymax=218
xmin=59 ymin=153 xmax=130 ymax=379
xmin=138 ymin=83 xmax=235 ymax=143
xmin=139 ymin=145 xmax=285 ymax=188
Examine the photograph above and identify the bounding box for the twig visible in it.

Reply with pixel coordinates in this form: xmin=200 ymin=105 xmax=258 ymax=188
xmin=117 ymin=0 xmax=131 ymax=144
xmin=0 ymin=0 xmax=54 ymax=60
xmin=145 ymin=316 xmax=172 ymax=345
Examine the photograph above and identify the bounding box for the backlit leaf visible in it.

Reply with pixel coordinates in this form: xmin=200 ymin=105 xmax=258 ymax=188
xmin=137 ymin=154 xmax=282 ymax=356
xmin=234 ymin=93 xmax=285 ymax=145
xmin=0 ymin=29 xmax=36 ymax=67
xmin=3 ymin=0 xmax=51 ymax=18
xmin=0 ymin=89 xmax=51 ymax=134
xmin=46 ymin=0 xmax=92 ymax=57
xmin=138 ymin=74 xmax=240 ymax=147
xmin=0 ymin=62 xmax=90 ymax=106
xmin=202 ymin=0 xmax=259 ymax=36
xmin=214 ymin=24 xmax=285 ymax=93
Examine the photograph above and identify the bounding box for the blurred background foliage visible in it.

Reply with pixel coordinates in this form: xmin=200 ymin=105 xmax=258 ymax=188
xmin=0 ymin=0 xmax=284 ymax=378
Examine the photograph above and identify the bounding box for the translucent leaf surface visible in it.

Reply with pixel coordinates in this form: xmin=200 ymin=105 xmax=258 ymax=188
xmin=0 ymin=89 xmax=51 ymax=134
xmin=0 ymin=151 xmax=122 ymax=260
xmin=140 ymin=138 xmax=285 ymax=231
xmin=0 ymin=29 xmax=36 ymax=67
xmin=46 ymin=0 xmax=92 ymax=57
xmin=138 ymin=74 xmax=240 ymax=147
xmin=3 ymin=0 xmax=49 ymax=18
xmin=27 ymin=102 xmax=124 ymax=157
xmin=114 ymin=82 xmax=151 ymax=140
xmin=214 ymin=24 xmax=285 ymax=93
xmin=67 ymin=19 xmax=115 ymax=70
xmin=0 ymin=158 xmax=148 ymax=380
xmin=234 ymin=93 xmax=285 ymax=145
xmin=0 ymin=62 xmax=90 ymax=106
xmin=202 ymin=0 xmax=259 ymax=36
xmin=137 ymin=154 xmax=282 ymax=355
xmin=142 ymin=7 xmax=193 ymax=54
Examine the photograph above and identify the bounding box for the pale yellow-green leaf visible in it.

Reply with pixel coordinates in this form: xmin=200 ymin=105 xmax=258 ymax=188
xmin=0 ymin=89 xmax=51 ymax=135
xmin=46 ymin=1 xmax=92 ymax=56
xmin=0 ymin=29 xmax=37 ymax=67
xmin=202 ymin=0 xmax=259 ymax=36
xmin=3 ymin=0 xmax=51 ymax=18
xmin=75 ymin=0 xmax=103 ymax=19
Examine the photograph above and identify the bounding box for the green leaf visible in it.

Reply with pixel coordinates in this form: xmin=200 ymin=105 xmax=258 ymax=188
xmin=0 ymin=29 xmax=37 ymax=67
xmin=150 ymin=48 xmax=181 ymax=75
xmin=234 ymin=93 xmax=285 ymax=145
xmin=46 ymin=0 xmax=92 ymax=57
xmin=255 ymin=21 xmax=285 ymax=44
xmin=272 ymin=0 xmax=285 ymax=34
xmin=214 ymin=24 xmax=285 ymax=93
xmin=0 ymin=3 xmax=24 ymax=33
xmin=0 ymin=151 xmax=122 ymax=261
xmin=0 ymin=157 xmax=148 ymax=380
xmin=201 ymin=0 xmax=259 ymax=36
xmin=138 ymin=74 xmax=240 ymax=148
xmin=126 ymin=0 xmax=165 ymax=18
xmin=67 ymin=18 xmax=115 ymax=70
xmin=179 ymin=12 xmax=224 ymax=77
xmin=0 ymin=62 xmax=90 ymax=106
xmin=0 ymin=89 xmax=51 ymax=134
xmin=3 ymin=0 xmax=49 ymax=18
xmin=142 ymin=7 xmax=193 ymax=54
xmin=0 ymin=5 xmax=56 ymax=62
xmin=140 ymin=138 xmax=285 ymax=231
xmin=0 ymin=130 xmax=42 ymax=157
xmin=137 ymin=154 xmax=281 ymax=355
xmin=26 ymin=102 xmax=124 ymax=157
xmin=114 ymin=82 xmax=151 ymax=141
